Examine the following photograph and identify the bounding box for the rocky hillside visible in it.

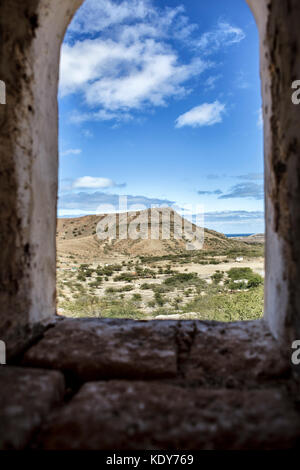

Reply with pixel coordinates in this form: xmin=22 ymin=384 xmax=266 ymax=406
xmin=57 ymin=208 xmax=251 ymax=259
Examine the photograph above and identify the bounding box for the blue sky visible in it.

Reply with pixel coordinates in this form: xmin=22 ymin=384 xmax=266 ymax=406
xmin=58 ymin=0 xmax=264 ymax=234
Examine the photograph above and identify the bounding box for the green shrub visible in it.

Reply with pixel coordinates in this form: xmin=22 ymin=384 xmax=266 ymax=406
xmin=132 ymin=293 xmax=142 ymax=301
xmin=105 ymin=287 xmax=117 ymax=294
xmin=164 ymin=272 xmax=197 ymax=285
xmin=247 ymin=273 xmax=263 ymax=288
xmin=227 ymin=267 xmax=263 ymax=289
xmin=140 ymin=283 xmax=152 ymax=290
xmin=89 ymin=280 xmax=101 ymax=288
xmin=120 ymin=285 xmax=134 ymax=292
xmin=227 ymin=267 xmax=253 ymax=280
xmin=211 ymin=271 xmax=224 ymax=283
xmin=182 ymin=285 xmax=264 ymax=322
xmin=154 ymin=291 xmax=165 ymax=306
xmin=114 ymin=272 xmax=136 ymax=282
xmin=227 ymin=280 xmax=247 ymax=290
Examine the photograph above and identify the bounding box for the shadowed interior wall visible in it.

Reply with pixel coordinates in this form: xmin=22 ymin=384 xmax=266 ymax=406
xmin=0 ymin=0 xmax=83 ymax=356
xmin=248 ymin=0 xmax=300 ymax=345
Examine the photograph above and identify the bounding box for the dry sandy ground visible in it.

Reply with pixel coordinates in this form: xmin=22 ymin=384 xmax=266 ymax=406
xmin=171 ymin=258 xmax=265 ymax=278
xmin=57 ymin=255 xmax=264 ymax=317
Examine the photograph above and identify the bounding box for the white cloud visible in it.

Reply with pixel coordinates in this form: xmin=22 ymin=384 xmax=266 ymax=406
xmin=82 ymin=129 xmax=93 ymax=138
xmin=60 ymin=148 xmax=82 ymax=156
xmin=58 ymin=209 xmax=97 ymax=217
xmin=235 ymin=71 xmax=250 ymax=89
xmin=58 ymin=190 xmax=174 ymax=213
xmin=204 ymin=75 xmax=222 ymax=91
xmin=67 ymin=0 xmax=188 ymax=41
xmin=60 ymin=37 xmax=207 ymax=115
xmin=236 ymin=173 xmax=263 ymax=181
xmin=70 ymin=109 xmax=133 ymax=124
xmin=60 ymin=0 xmax=206 ymax=115
xmin=219 ymin=182 xmax=264 ymax=200
xmin=196 ymin=21 xmax=245 ymax=54
xmin=60 ymin=1 xmax=245 ymax=123
xmin=175 ymin=101 xmax=226 ymax=128
xmin=257 ymin=108 xmax=263 ymax=128
xmin=73 ymin=176 xmax=118 ymax=189
xmin=204 ymin=210 xmax=264 ymax=223
xmin=67 ymin=0 xmax=154 ymax=35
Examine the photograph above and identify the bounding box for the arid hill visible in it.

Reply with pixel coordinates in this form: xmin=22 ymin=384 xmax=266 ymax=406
xmin=233 ymin=233 xmax=265 ymax=244
xmin=57 ymin=208 xmax=256 ymax=260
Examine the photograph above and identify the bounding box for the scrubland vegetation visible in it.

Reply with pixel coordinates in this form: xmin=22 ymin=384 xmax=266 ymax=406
xmin=57 ymin=212 xmax=264 ymax=322
xmin=57 ymin=248 xmax=264 ymax=322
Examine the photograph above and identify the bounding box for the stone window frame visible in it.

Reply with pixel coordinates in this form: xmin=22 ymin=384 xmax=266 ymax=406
xmin=0 ymin=0 xmax=299 ymax=359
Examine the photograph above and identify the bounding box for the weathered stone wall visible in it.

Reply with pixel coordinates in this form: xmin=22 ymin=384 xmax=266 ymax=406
xmin=1 ymin=0 xmax=300 ymax=356
xmin=2 ymin=319 xmax=299 ymax=450
xmin=1 ymin=0 xmax=300 ymax=451
xmin=248 ymin=0 xmax=300 ymax=345
xmin=0 ymin=0 xmax=83 ymax=357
